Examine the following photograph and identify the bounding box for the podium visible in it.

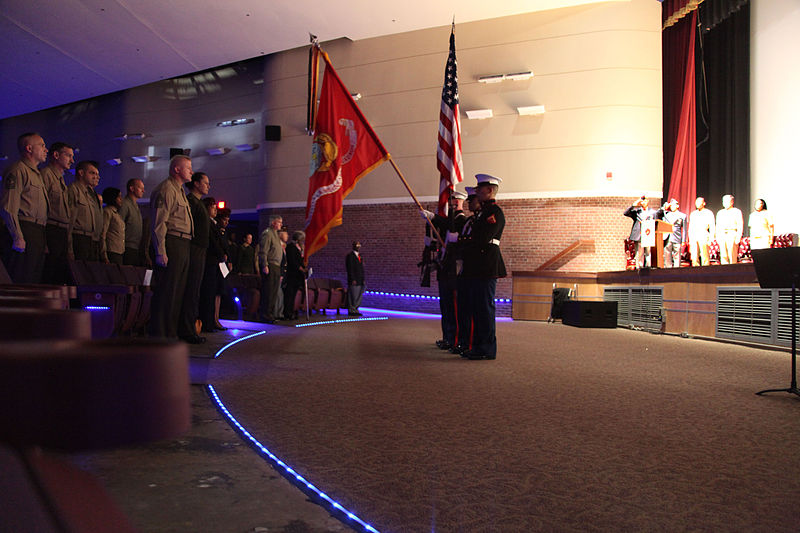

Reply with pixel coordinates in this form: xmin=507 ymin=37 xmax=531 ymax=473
xmin=641 ymin=219 xmax=673 ymax=268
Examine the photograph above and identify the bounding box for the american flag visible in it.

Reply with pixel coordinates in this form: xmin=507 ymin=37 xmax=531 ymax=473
xmin=436 ymin=24 xmax=463 ymax=216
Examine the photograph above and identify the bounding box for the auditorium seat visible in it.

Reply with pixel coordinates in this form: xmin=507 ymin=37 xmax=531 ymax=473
xmin=226 ymin=273 xmax=260 ymax=319
xmin=0 ymin=286 xmax=69 ymax=309
xmin=0 ymin=257 xmax=75 ymax=302
xmin=0 ymin=294 xmax=64 ymax=310
xmin=623 ymin=239 xmax=636 ymax=270
xmin=68 ymin=260 xmax=132 ymax=338
xmin=0 ymin=308 xmax=92 ymax=341
xmin=0 ymin=338 xmax=190 ymax=450
xmin=679 ymin=241 xmax=692 ymax=267
xmin=708 ymin=240 xmax=721 ymax=265
xmin=773 ymin=233 xmax=797 ymax=248
xmin=130 ymin=266 xmax=154 ymax=333
xmin=737 ymin=236 xmax=753 ymax=263
xmin=0 ymin=338 xmax=190 ymax=533
xmin=326 ymin=279 xmax=346 ymax=314
xmin=311 ymin=278 xmax=330 ymax=313
xmin=118 ymin=264 xmax=152 ymax=335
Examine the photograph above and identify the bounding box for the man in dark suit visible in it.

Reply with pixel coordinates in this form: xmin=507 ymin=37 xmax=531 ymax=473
xmin=345 ymin=240 xmax=365 ymax=316
xmin=461 ymin=174 xmax=506 ymax=361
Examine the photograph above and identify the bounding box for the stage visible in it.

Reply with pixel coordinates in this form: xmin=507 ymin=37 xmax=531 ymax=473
xmin=511 ymin=263 xmax=796 ymax=348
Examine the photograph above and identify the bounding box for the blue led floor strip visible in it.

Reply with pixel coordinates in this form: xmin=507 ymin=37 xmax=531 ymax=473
xmin=206 ymin=385 xmax=380 ymax=533
xmin=207 ymin=329 xmax=380 ymax=532
xmin=365 ymin=289 xmax=512 ymax=304
xmin=213 ymin=330 xmax=266 ymax=359
xmin=294 ymin=316 xmax=388 ymax=328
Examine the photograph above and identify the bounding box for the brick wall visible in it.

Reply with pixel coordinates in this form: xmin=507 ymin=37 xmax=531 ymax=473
xmin=259 ymin=196 xmax=649 ymax=316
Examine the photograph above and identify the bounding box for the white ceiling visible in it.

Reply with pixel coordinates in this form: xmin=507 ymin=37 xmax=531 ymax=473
xmin=0 ymin=0 xmax=617 ymax=120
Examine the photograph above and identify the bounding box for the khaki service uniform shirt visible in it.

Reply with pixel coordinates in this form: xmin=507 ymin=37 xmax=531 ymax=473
xmin=102 ymin=205 xmax=126 ymax=259
xmin=67 ymin=181 xmax=102 ymax=243
xmin=150 ymin=176 xmax=193 ymax=258
xmin=117 ymin=195 xmax=143 ymax=251
xmin=0 ymin=159 xmax=49 ymax=242
xmin=40 ymin=165 xmax=70 ymax=226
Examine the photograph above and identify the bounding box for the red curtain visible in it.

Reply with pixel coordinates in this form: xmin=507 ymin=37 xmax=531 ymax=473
xmin=663 ymin=10 xmax=697 ymax=216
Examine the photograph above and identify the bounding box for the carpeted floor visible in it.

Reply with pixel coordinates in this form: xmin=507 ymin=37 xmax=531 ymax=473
xmin=209 ymin=317 xmax=800 ymax=533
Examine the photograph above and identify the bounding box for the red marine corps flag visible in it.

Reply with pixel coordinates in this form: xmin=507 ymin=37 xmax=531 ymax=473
xmin=304 ymin=46 xmax=389 ymax=260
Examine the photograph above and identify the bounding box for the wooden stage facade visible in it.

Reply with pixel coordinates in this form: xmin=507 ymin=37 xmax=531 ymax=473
xmin=510 ymin=264 xmax=796 ymax=347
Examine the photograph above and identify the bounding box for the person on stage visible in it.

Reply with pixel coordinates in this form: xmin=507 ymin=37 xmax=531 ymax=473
xmin=688 ymin=197 xmax=715 ymax=266
xmin=748 ymin=198 xmax=774 ymax=250
xmin=623 ymin=196 xmax=658 ymax=268
xmin=659 ymin=198 xmax=686 ymax=268
xmin=716 ymin=194 xmax=743 ymax=264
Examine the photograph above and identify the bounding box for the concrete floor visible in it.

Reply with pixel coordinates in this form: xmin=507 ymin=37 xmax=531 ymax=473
xmin=66 ymin=323 xmax=354 ymax=533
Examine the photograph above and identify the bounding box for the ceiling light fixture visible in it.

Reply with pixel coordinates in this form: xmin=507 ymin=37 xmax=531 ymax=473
xmin=113 ymin=133 xmax=148 ymax=141
xmin=205 ymin=148 xmax=229 ymax=156
xmin=517 ymin=105 xmax=546 ymax=116
xmin=477 ymin=74 xmax=505 ymax=84
xmin=235 ymin=143 xmax=259 ymax=152
xmin=216 ymin=118 xmax=255 ymax=127
xmin=505 ymin=71 xmax=534 ymax=81
xmin=465 ymin=109 xmax=493 ymax=120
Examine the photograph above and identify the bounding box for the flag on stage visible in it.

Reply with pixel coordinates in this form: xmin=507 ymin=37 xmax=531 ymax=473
xmin=436 ymin=24 xmax=463 ymax=216
xmin=304 ymin=48 xmax=389 ymax=260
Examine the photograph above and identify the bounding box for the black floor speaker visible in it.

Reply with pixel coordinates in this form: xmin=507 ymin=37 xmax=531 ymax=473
xmin=562 ymin=300 xmax=617 ymax=328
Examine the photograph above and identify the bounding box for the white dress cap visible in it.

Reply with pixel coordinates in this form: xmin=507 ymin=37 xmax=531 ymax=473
xmin=475 ymin=173 xmax=502 ymax=186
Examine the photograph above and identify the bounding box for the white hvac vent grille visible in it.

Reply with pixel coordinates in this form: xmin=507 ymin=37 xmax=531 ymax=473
xmin=604 ymin=287 xmax=663 ymax=330
xmin=604 ymin=288 xmax=630 ymax=327
xmin=717 ymin=289 xmax=773 ymax=341
xmin=716 ymin=287 xmax=799 ymax=346
xmin=777 ymin=290 xmax=800 ymax=346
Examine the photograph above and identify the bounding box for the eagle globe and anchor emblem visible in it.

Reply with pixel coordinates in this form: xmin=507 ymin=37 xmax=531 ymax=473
xmin=306 ymin=120 xmax=357 ymax=225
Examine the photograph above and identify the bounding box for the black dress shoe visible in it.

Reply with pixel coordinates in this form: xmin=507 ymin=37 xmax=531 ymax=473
xmin=450 ymin=344 xmax=465 ymax=355
xmin=464 ymin=351 xmax=495 ymax=360
xmin=435 ymin=339 xmax=447 ymax=349
xmin=181 ymin=334 xmax=206 ymax=344
xmin=438 ymin=341 xmax=453 ymax=350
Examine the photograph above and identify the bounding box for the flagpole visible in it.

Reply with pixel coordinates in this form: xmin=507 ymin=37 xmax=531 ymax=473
xmin=387 ymin=156 xmax=445 ymax=246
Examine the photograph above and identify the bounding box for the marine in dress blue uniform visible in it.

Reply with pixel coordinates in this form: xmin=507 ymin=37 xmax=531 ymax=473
xmin=452 ymin=187 xmax=479 ymax=355
xmin=424 ymin=190 xmax=468 ymax=351
xmin=461 ymin=175 xmax=506 ymax=360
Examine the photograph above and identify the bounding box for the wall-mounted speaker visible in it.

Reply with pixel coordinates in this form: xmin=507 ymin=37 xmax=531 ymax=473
xmin=265 ymin=125 xmax=281 ymax=141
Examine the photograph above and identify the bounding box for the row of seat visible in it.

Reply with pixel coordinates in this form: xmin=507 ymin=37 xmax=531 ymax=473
xmin=68 ymin=260 xmax=152 ymax=337
xmin=227 ymin=274 xmax=350 ymax=319
xmin=0 ymin=259 xmax=191 ymax=532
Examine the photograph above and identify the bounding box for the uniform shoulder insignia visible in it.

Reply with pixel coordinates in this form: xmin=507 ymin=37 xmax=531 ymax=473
xmin=3 ymin=175 xmax=16 ymax=190
xmin=487 ymin=214 xmax=497 ymax=224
